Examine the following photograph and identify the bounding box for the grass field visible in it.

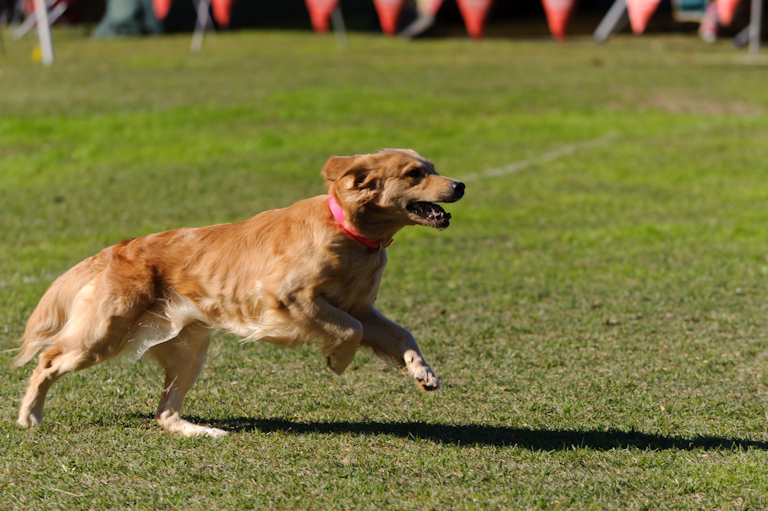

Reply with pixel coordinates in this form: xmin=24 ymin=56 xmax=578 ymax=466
xmin=2 ymin=28 xmax=768 ymax=509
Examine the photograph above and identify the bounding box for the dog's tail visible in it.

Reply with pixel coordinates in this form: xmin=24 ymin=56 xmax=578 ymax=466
xmin=14 ymin=259 xmax=96 ymax=367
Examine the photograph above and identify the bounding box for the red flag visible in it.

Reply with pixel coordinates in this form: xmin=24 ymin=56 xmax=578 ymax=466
xmin=373 ymin=0 xmax=406 ymax=35
xmin=211 ymin=0 xmax=235 ymax=27
xmin=152 ymin=0 xmax=173 ymax=20
xmin=715 ymin=0 xmax=741 ymax=25
xmin=541 ymin=0 xmax=577 ymax=40
xmin=625 ymin=0 xmax=662 ymax=34
xmin=456 ymin=0 xmax=495 ymax=39
xmin=305 ymin=0 xmax=340 ymax=33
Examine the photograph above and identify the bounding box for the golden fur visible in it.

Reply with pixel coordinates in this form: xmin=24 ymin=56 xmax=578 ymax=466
xmin=15 ymin=149 xmax=465 ymax=437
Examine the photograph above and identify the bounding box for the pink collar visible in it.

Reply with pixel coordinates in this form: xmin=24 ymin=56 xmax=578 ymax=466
xmin=328 ymin=196 xmax=393 ymax=252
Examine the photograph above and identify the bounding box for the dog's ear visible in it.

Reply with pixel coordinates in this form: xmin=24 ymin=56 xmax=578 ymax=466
xmin=322 ymin=155 xmax=378 ymax=191
xmin=321 ymin=156 xmax=359 ymax=182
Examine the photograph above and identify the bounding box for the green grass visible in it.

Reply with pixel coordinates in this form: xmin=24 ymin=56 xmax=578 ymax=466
xmin=2 ymin=28 xmax=768 ymax=509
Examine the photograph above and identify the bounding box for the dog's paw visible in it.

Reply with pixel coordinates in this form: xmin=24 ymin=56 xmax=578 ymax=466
xmin=325 ymin=342 xmax=359 ymax=376
xmin=157 ymin=411 xmax=228 ymax=438
xmin=410 ymin=365 xmax=441 ymax=391
xmin=174 ymin=420 xmax=229 ymax=438
xmin=198 ymin=427 xmax=228 ymax=438
xmin=17 ymin=410 xmax=42 ymax=428
xmin=403 ymin=350 xmax=440 ymax=391
xmin=325 ymin=355 xmax=345 ymax=376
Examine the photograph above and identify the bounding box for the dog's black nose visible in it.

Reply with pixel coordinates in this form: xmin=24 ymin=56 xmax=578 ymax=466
xmin=451 ymin=181 xmax=465 ymax=199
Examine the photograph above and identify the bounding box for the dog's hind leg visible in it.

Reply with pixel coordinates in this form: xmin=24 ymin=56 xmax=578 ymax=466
xmin=17 ymin=343 xmax=100 ymax=427
xmin=17 ymin=285 xmax=139 ymax=427
xmin=114 ymin=299 xmax=223 ymax=437
xmin=148 ymin=323 xmax=226 ymax=438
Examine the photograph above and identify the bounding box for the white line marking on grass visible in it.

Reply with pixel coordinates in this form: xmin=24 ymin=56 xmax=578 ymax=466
xmin=461 ymin=131 xmax=621 ymax=182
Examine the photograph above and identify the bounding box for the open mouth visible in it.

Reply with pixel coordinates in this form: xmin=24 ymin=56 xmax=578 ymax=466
xmin=406 ymin=201 xmax=451 ymax=229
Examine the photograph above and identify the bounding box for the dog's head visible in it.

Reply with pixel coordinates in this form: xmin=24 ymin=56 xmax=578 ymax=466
xmin=322 ymin=149 xmax=465 ymax=233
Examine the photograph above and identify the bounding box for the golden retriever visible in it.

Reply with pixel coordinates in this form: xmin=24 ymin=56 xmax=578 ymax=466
xmin=14 ymin=149 xmax=465 ymax=437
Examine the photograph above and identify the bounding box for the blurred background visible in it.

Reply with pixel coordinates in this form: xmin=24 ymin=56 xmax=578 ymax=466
xmin=0 ymin=0 xmax=761 ymax=40
xmin=3 ymin=0 xmax=768 ymax=508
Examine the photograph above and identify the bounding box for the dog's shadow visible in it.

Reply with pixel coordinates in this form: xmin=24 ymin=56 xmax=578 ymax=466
xmin=176 ymin=416 xmax=768 ymax=451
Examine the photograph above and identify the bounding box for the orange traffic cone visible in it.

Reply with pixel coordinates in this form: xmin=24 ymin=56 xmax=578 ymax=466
xmin=373 ymin=0 xmax=406 ymax=35
xmin=152 ymin=0 xmax=173 ymax=20
xmin=541 ymin=0 xmax=578 ymax=40
xmin=456 ymin=0 xmax=494 ymax=39
xmin=625 ymin=0 xmax=661 ymax=34
xmin=715 ymin=0 xmax=740 ymax=25
xmin=305 ymin=0 xmax=340 ymax=33
xmin=211 ymin=0 xmax=235 ymax=27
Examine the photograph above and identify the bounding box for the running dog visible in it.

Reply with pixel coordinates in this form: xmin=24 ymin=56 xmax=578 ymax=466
xmin=15 ymin=149 xmax=465 ymax=437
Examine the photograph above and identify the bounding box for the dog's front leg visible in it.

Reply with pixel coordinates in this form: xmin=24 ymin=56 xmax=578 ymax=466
xmin=358 ymin=307 xmax=440 ymax=391
xmin=291 ymin=293 xmax=364 ymax=375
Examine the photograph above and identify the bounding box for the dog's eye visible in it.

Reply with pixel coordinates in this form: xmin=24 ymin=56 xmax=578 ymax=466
xmin=406 ymin=169 xmax=422 ymax=178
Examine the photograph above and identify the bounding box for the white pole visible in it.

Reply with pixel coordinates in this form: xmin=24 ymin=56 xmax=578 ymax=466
xmin=190 ymin=0 xmax=211 ymax=54
xmin=32 ymin=0 xmax=53 ymax=65
xmin=593 ymin=0 xmax=629 ymax=43
xmin=749 ymin=0 xmax=762 ymax=56
xmin=330 ymin=6 xmax=348 ymax=51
